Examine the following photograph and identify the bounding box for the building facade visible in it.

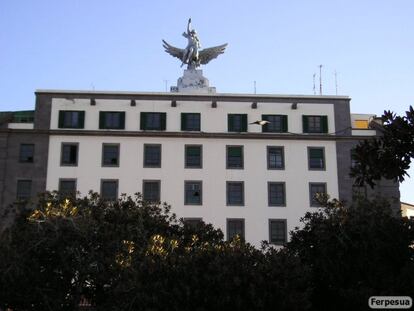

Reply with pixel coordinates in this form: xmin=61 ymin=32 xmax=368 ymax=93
xmin=0 ymin=75 xmax=400 ymax=247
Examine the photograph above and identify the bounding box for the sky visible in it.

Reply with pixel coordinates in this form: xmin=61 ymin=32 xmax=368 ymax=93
xmin=1 ymin=0 xmax=413 ymax=203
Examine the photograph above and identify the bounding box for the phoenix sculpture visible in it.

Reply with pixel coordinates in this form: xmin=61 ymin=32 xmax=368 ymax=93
xmin=162 ymin=18 xmax=228 ymax=70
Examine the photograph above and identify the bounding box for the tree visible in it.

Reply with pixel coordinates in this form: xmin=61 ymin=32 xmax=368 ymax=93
xmin=287 ymin=197 xmax=414 ymax=311
xmin=351 ymin=106 xmax=414 ymax=187
xmin=0 ymin=192 xmax=311 ymax=311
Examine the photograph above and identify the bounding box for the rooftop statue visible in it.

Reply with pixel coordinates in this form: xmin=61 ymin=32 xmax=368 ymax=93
xmin=163 ymin=18 xmax=227 ymax=70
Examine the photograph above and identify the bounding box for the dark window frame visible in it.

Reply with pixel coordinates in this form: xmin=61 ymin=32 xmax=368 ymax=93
xmin=100 ymin=179 xmax=119 ymax=201
xmin=307 ymin=147 xmax=326 ymax=170
xmin=226 ymin=145 xmax=244 ymax=169
xmin=262 ymin=114 xmax=288 ymax=133
xmin=60 ymin=142 xmax=79 ymax=166
xmin=140 ymin=112 xmax=167 ymax=131
xmin=142 ymin=180 xmax=161 ymax=202
xmin=99 ymin=111 xmax=125 ymax=130
xmin=267 ymin=146 xmax=285 ymax=170
xmin=143 ymin=144 xmax=162 ymax=168
xmin=302 ymin=115 xmax=328 ymax=133
xmin=226 ymin=181 xmax=245 ymax=206
xmin=58 ymin=110 xmax=85 ymax=129
xmin=228 ymin=114 xmax=248 ymax=132
xmin=226 ymin=218 xmax=245 ymax=241
xmin=102 ymin=143 xmax=120 ymax=167
xmin=184 ymin=180 xmax=203 ymax=205
xmin=181 ymin=113 xmax=201 ymax=131
xmin=183 ymin=218 xmax=203 ymax=228
xmin=16 ymin=179 xmax=32 ymax=200
xmin=19 ymin=144 xmax=35 ymax=163
xmin=268 ymin=182 xmax=286 ymax=207
xmin=309 ymin=182 xmax=327 ymax=207
xmin=58 ymin=178 xmax=77 ymax=199
xmin=185 ymin=145 xmax=202 ymax=169
xmin=269 ymin=219 xmax=287 ymax=245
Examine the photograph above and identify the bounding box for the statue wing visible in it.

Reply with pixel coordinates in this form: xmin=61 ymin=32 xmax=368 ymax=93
xmin=162 ymin=40 xmax=184 ymax=61
xmin=198 ymin=43 xmax=228 ymax=65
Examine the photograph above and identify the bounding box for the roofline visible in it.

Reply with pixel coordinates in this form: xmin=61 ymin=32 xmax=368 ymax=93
xmin=401 ymin=201 xmax=414 ymax=208
xmin=35 ymin=89 xmax=350 ymax=102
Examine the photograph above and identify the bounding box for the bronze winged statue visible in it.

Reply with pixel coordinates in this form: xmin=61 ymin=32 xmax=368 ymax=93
xmin=162 ymin=18 xmax=228 ymax=70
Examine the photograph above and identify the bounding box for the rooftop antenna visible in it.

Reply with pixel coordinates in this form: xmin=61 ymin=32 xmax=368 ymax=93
xmin=254 ymin=81 xmax=257 ymax=94
xmin=163 ymin=80 xmax=169 ymax=92
xmin=334 ymin=70 xmax=338 ymax=95
xmin=312 ymin=73 xmax=316 ymax=95
xmin=319 ymin=65 xmax=323 ymax=95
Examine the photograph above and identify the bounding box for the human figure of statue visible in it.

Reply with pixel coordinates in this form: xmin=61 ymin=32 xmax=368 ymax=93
xmin=181 ymin=18 xmax=200 ymax=68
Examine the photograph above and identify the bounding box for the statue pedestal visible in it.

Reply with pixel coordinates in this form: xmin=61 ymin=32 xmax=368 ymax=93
xmin=171 ymin=69 xmax=216 ymax=93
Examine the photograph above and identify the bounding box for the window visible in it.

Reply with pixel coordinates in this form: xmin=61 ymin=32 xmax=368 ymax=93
xmin=99 ymin=111 xmax=125 ymax=129
xmin=61 ymin=143 xmax=78 ymax=166
xmin=352 ymin=185 xmax=367 ymax=201
xmin=226 ymin=182 xmax=244 ymax=206
xmin=181 ymin=113 xmax=201 ymax=131
xmin=308 ymin=147 xmax=325 ymax=170
xmin=16 ymin=180 xmax=32 ymax=200
xmin=183 ymin=218 xmax=203 ymax=228
xmin=228 ymin=114 xmax=247 ymax=132
xmin=143 ymin=180 xmax=160 ymax=202
xmin=309 ymin=183 xmax=327 ymax=207
xmin=302 ymin=115 xmax=328 ymax=133
xmin=102 ymin=144 xmax=120 ymax=167
xmin=185 ymin=145 xmax=202 ymax=168
xmin=143 ymin=144 xmax=161 ymax=168
xmin=269 ymin=219 xmax=287 ymax=245
xmin=227 ymin=218 xmax=245 ymax=240
xmin=19 ymin=144 xmax=34 ymax=163
xmin=101 ymin=180 xmax=118 ymax=201
xmin=140 ymin=112 xmax=166 ymax=130
xmin=268 ymin=182 xmax=286 ymax=206
xmin=351 ymin=149 xmax=358 ymax=168
xmin=267 ymin=146 xmax=284 ymax=169
xmin=262 ymin=115 xmax=288 ymax=133
xmin=184 ymin=181 xmax=202 ymax=205
xmin=58 ymin=110 xmax=85 ymax=129
xmin=59 ymin=179 xmax=77 ymax=198
xmin=354 ymin=119 xmax=369 ymax=129
xmin=226 ymin=146 xmax=243 ymax=169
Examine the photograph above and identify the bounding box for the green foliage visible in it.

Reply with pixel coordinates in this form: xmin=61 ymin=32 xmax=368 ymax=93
xmin=351 ymin=106 xmax=414 ymax=187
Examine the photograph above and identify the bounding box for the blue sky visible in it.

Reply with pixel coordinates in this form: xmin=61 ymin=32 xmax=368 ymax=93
xmin=1 ymin=0 xmax=413 ymax=203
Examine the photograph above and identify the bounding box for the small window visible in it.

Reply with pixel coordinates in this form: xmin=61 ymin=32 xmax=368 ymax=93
xmin=262 ymin=115 xmax=288 ymax=133
xmin=308 ymin=147 xmax=325 ymax=170
xmin=269 ymin=219 xmax=287 ymax=245
xmin=143 ymin=144 xmax=161 ymax=168
xmin=267 ymin=146 xmax=284 ymax=169
xmin=58 ymin=111 xmax=85 ymax=129
xmin=102 ymin=144 xmax=120 ymax=167
xmin=351 ymin=149 xmax=358 ymax=168
xmin=303 ymin=115 xmax=328 ymax=133
xmin=61 ymin=143 xmax=78 ymax=166
xmin=226 ymin=181 xmax=244 ymax=206
xmin=183 ymin=218 xmax=203 ymax=228
xmin=143 ymin=180 xmax=160 ymax=202
xmin=228 ymin=114 xmax=247 ymax=132
xmin=101 ymin=180 xmax=118 ymax=201
xmin=185 ymin=145 xmax=202 ymax=168
xmin=140 ymin=112 xmax=166 ymax=131
xmin=99 ymin=111 xmax=125 ymax=129
xmin=226 ymin=146 xmax=244 ymax=169
xmin=19 ymin=144 xmax=34 ymax=163
xmin=59 ymin=179 xmax=77 ymax=198
xmin=352 ymin=185 xmax=367 ymax=201
xmin=16 ymin=180 xmax=32 ymax=200
xmin=184 ymin=181 xmax=202 ymax=205
xmin=227 ymin=218 xmax=245 ymax=240
xmin=268 ymin=182 xmax=286 ymax=206
xmin=309 ymin=182 xmax=327 ymax=207
xmin=181 ymin=113 xmax=201 ymax=131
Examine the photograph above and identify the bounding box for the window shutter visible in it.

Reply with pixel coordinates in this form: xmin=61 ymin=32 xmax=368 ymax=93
xmin=58 ymin=111 xmax=64 ymax=128
xmin=241 ymin=114 xmax=247 ymax=132
xmin=228 ymin=114 xmax=234 ymax=131
xmin=99 ymin=112 xmax=105 ymax=129
xmin=321 ymin=116 xmax=328 ymax=133
xmin=302 ymin=115 xmax=309 ymax=133
xmin=140 ymin=113 xmax=146 ymax=130
xmin=282 ymin=115 xmax=288 ymax=132
xmin=78 ymin=111 xmax=85 ymax=129
xmin=119 ymin=112 xmax=125 ymax=129
xmin=181 ymin=113 xmax=187 ymax=131
xmin=160 ymin=113 xmax=166 ymax=130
